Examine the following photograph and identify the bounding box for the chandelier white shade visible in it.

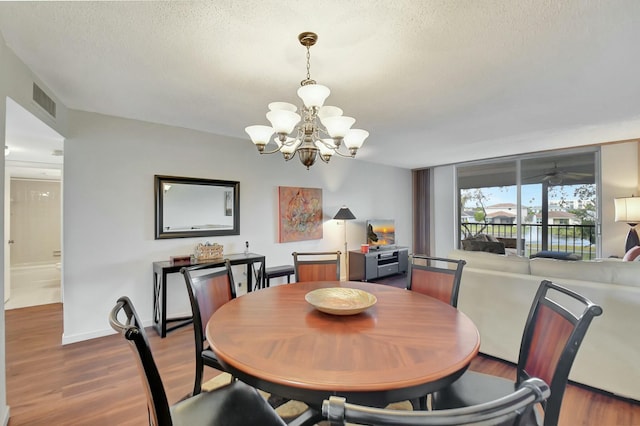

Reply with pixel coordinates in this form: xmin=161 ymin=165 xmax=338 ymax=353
xmin=245 ymin=32 xmax=369 ymax=169
xmin=297 ymin=84 xmax=330 ymax=108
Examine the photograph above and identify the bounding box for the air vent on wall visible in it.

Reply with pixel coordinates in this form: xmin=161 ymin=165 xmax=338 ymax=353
xmin=32 ymin=83 xmax=56 ymax=118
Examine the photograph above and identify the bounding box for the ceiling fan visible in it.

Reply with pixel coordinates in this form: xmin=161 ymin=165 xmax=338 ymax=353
xmin=527 ymin=162 xmax=592 ymax=185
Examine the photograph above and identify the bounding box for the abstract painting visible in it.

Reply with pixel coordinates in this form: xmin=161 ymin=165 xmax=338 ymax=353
xmin=278 ymin=186 xmax=323 ymax=243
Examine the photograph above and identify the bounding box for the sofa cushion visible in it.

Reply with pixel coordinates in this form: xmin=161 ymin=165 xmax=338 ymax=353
xmin=449 ymin=249 xmax=530 ymax=274
xmin=529 ymin=258 xmax=615 ymax=284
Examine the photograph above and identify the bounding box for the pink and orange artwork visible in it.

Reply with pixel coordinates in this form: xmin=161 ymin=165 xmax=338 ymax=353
xmin=278 ymin=186 xmax=323 ymax=243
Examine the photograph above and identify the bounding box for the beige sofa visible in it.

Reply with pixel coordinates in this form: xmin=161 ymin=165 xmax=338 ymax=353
xmin=448 ymin=249 xmax=640 ymax=401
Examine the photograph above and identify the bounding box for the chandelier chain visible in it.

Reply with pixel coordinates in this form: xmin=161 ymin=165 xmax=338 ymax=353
xmin=305 ymin=45 xmax=311 ymax=81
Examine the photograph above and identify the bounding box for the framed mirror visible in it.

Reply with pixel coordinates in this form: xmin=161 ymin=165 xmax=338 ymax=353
xmin=154 ymin=175 xmax=240 ymax=239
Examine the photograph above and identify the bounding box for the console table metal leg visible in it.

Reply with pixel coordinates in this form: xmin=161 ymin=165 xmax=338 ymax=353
xmin=152 ymin=271 xmax=163 ymax=337
xmin=250 ymin=261 xmax=266 ymax=291
xmin=160 ymin=271 xmax=168 ymax=337
xmin=259 ymin=262 xmax=266 ymax=289
xmin=247 ymin=263 xmax=253 ymax=292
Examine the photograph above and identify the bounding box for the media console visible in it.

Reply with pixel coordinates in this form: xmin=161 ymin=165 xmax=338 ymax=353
xmin=348 ymin=246 xmax=409 ymax=281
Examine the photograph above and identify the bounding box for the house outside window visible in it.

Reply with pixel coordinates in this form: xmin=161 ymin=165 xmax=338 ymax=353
xmin=457 ymin=148 xmax=599 ymax=259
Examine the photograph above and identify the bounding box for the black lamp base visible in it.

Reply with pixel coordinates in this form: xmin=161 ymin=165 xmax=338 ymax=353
xmin=624 ymin=225 xmax=640 ymax=253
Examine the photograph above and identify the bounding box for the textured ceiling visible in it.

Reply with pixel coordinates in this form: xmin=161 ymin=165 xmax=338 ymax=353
xmin=1 ymin=1 xmax=639 ymax=169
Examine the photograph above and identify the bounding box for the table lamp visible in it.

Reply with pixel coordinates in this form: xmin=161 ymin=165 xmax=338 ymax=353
xmin=333 ymin=206 xmax=356 ymax=279
xmin=614 ymin=195 xmax=640 ymax=253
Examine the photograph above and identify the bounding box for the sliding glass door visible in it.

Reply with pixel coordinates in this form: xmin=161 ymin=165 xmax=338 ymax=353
xmin=457 ymin=148 xmax=599 ymax=259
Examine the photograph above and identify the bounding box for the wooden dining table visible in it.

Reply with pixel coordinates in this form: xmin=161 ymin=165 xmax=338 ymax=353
xmin=205 ymin=281 xmax=480 ymax=408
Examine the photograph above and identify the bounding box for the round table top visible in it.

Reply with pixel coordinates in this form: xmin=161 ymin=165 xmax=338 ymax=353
xmin=206 ymin=281 xmax=480 ymax=406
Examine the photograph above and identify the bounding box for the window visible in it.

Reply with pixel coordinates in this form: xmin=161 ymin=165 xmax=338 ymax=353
xmin=457 ymin=149 xmax=599 ymax=259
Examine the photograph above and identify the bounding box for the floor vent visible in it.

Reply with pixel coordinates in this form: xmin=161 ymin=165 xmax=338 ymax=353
xmin=32 ymin=83 xmax=56 ymax=118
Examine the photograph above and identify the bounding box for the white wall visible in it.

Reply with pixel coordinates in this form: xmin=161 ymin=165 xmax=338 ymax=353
xmin=62 ymin=110 xmax=412 ymax=344
xmin=0 ymin=33 xmax=68 ymax=426
xmin=431 ymin=142 xmax=640 ymax=258
xmin=601 ymin=141 xmax=640 ymax=257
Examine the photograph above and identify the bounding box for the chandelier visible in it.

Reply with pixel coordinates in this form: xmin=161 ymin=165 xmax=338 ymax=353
xmin=245 ymin=32 xmax=369 ymax=170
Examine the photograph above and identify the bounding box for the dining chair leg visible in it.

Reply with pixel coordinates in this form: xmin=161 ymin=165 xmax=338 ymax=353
xmin=193 ymin=359 xmax=203 ymax=396
xmin=410 ymin=396 xmax=428 ymax=410
xmin=286 ymin=407 xmax=323 ymax=426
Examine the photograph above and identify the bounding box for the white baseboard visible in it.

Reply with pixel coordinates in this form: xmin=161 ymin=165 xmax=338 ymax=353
xmin=2 ymin=405 xmax=10 ymax=426
xmin=62 ymin=327 xmax=114 ymax=345
xmin=61 ymin=316 xmax=176 ymax=345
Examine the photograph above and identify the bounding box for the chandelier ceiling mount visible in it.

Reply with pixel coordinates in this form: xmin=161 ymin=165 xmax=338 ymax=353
xmin=245 ymin=32 xmax=368 ymax=170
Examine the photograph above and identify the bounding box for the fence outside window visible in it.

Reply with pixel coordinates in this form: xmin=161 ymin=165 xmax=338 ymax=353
xmin=460 ymin=222 xmax=596 ymax=259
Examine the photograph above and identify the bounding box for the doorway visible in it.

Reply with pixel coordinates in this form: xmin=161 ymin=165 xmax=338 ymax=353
xmin=4 ymin=97 xmax=64 ymax=309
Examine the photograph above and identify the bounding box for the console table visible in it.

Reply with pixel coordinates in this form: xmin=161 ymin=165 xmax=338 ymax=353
xmin=348 ymin=247 xmax=408 ymax=281
xmin=152 ymin=252 xmax=265 ymax=337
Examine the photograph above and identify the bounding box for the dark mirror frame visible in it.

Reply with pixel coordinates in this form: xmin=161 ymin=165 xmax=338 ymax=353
xmin=154 ymin=175 xmax=240 ymax=239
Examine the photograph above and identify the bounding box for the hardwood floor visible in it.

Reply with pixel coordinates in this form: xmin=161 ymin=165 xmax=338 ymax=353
xmin=5 ymin=301 xmax=640 ymax=425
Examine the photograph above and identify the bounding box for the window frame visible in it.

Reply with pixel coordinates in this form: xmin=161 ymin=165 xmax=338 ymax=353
xmin=455 ymin=147 xmax=601 ymax=259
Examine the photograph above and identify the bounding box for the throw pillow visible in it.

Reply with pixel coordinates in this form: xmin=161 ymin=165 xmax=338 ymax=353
xmin=622 ymin=246 xmax=640 ymax=261
xmin=530 ymin=251 xmax=582 ymax=261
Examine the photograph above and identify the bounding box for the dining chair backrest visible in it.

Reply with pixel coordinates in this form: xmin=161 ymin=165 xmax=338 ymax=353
xmin=322 ymin=377 xmax=550 ymax=426
xmin=407 ymin=255 xmax=466 ymax=307
xmin=516 ymin=280 xmax=602 ymax=425
xmin=182 ymin=260 xmax=236 ymax=341
xmin=181 ymin=260 xmax=236 ymax=395
xmin=292 ymin=251 xmax=341 ymax=282
xmin=110 ymin=295 xmax=287 ymax=426
xmin=109 ymin=296 xmax=172 ymax=426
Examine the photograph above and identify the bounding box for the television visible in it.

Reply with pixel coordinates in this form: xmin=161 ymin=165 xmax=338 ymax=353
xmin=366 ymin=219 xmax=396 ymax=248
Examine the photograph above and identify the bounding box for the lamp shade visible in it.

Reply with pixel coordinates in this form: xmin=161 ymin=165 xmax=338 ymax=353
xmin=333 ymin=206 xmax=355 ymax=220
xmin=318 ymin=106 xmax=343 ymax=120
xmin=316 ymin=139 xmax=335 ymax=157
xmin=277 ymin=138 xmax=301 ymax=154
xmin=297 ymin=84 xmax=330 ymax=108
xmin=245 ymin=125 xmax=274 ymax=145
xmin=614 ymin=196 xmax=640 ymax=223
xmin=268 ymin=102 xmax=297 ymax=112
xmin=266 ymin=110 xmax=301 ymax=135
xmin=321 ymin=116 xmax=355 ymax=138
xmin=343 ymin=129 xmax=369 ymax=149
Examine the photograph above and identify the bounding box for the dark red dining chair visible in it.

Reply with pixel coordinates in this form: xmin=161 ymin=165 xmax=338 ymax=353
xmin=323 ymin=377 xmax=550 ymax=426
xmin=109 ymin=296 xmax=286 ymax=426
xmin=181 ymin=260 xmax=236 ymax=396
xmin=407 ymin=255 xmax=466 ymax=307
xmin=407 ymin=254 xmax=467 ymax=410
xmin=432 ymin=280 xmax=603 ymax=426
xmin=292 ymin=251 xmax=341 ymax=282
